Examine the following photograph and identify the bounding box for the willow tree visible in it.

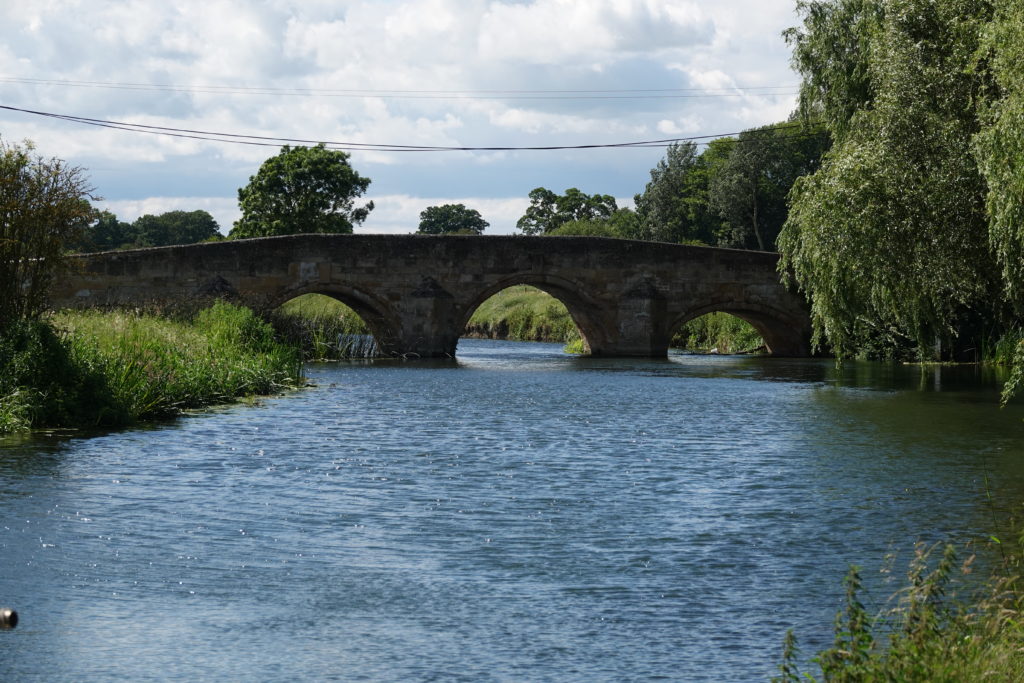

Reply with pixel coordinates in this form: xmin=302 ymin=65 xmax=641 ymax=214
xmin=778 ymin=0 xmax=998 ymax=358
xmin=0 ymin=139 xmax=95 ymax=329
xmin=974 ymin=0 xmax=1024 ymax=398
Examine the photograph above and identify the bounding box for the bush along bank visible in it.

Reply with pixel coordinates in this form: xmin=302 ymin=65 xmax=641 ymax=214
xmin=0 ymin=301 xmax=303 ymax=434
xmin=774 ymin=536 xmax=1024 ymax=682
xmin=464 ymin=286 xmax=581 ymax=344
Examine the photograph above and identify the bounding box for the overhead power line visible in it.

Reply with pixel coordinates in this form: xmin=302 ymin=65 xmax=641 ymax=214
xmin=0 ymin=76 xmax=799 ymax=100
xmin=0 ymin=103 xmax=824 ymax=152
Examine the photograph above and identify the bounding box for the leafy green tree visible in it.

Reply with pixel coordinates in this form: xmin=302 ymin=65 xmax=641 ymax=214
xmin=71 ymin=210 xmax=136 ymax=252
xmin=710 ymin=121 xmax=830 ymax=251
xmin=548 ymin=209 xmax=641 ymax=238
xmin=134 ymin=210 xmax=220 ymax=247
xmin=0 ymin=138 xmax=96 ymax=327
xmin=974 ymin=0 xmax=1024 ymax=308
xmin=516 ymin=187 xmax=618 ymax=235
xmin=634 ymin=140 xmax=735 ymax=245
xmin=417 ymin=203 xmax=489 ymax=235
xmin=548 ymin=220 xmax=620 ymax=238
xmin=972 ymin=0 xmax=1024 ymax=400
xmin=778 ymin=0 xmax=996 ymax=358
xmin=784 ymin=0 xmax=885 ymax=135
xmin=231 ymin=144 xmax=373 ymax=238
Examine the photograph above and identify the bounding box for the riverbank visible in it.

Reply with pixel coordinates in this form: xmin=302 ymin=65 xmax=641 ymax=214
xmin=464 ymin=285 xmax=580 ymax=343
xmin=777 ymin=534 xmax=1024 ymax=681
xmin=0 ymin=302 xmax=302 ymax=433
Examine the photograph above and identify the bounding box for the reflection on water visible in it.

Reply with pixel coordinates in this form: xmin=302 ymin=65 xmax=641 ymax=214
xmin=2 ymin=339 xmax=1023 ymax=681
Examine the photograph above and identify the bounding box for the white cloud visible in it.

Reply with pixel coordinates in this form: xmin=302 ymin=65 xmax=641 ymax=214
xmin=478 ymin=0 xmax=713 ymax=64
xmin=0 ymin=0 xmax=803 ymax=219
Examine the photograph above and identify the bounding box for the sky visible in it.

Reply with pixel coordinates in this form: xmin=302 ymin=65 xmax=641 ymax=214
xmin=0 ymin=0 xmax=801 ymax=235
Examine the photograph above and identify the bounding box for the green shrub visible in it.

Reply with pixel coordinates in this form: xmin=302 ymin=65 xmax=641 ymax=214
xmin=465 ymin=285 xmax=581 ymax=343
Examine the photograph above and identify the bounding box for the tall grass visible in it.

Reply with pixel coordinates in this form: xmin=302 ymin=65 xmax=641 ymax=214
xmin=0 ymin=302 xmax=302 ymax=433
xmin=672 ymin=313 xmax=764 ymax=354
xmin=464 ymin=287 xmax=765 ymax=354
xmin=465 ymin=285 xmax=581 ymax=343
xmin=774 ymin=538 xmax=1024 ymax=681
xmin=268 ymin=293 xmax=380 ymax=360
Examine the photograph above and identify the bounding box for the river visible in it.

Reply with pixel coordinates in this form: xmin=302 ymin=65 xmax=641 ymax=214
xmin=3 ymin=339 xmax=1024 ymax=681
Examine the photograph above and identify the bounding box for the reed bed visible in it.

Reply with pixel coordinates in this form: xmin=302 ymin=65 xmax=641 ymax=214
xmin=775 ymin=538 xmax=1024 ymax=681
xmin=671 ymin=312 xmax=764 ymax=354
xmin=266 ymin=293 xmax=380 ymax=360
xmin=0 ymin=302 xmax=302 ymax=432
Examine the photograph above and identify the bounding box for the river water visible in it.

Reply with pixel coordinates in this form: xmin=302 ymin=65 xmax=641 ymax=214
xmin=3 ymin=339 xmax=1024 ymax=681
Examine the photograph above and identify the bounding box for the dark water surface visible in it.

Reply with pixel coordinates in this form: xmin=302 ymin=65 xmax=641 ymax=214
xmin=3 ymin=339 xmax=1024 ymax=681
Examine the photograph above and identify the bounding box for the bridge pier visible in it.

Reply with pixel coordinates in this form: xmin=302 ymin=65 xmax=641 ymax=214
xmin=388 ymin=276 xmax=461 ymax=358
xmin=596 ymin=279 xmax=670 ymax=357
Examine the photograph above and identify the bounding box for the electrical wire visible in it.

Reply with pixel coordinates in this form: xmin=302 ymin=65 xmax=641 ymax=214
xmin=0 ymin=103 xmax=825 ymax=152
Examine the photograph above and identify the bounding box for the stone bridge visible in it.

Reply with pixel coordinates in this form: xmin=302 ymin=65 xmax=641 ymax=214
xmin=50 ymin=234 xmax=812 ymax=358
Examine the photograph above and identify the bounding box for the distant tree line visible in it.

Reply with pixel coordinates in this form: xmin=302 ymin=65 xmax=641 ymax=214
xmin=511 ymin=119 xmax=830 ymax=252
xmin=74 ymin=209 xmax=222 ymax=252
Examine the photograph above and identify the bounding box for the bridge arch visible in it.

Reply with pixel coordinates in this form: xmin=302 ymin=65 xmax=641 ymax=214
xmin=457 ymin=273 xmax=613 ymax=354
xmin=268 ymin=283 xmax=403 ymax=355
xmin=668 ymin=301 xmax=810 ymax=357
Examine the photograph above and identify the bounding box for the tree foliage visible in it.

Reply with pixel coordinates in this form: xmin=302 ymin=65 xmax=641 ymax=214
xmin=784 ymin=0 xmax=885 ymax=135
xmin=71 ymin=210 xmax=134 ymax=252
xmin=516 ymin=187 xmax=618 ymax=235
xmin=710 ymin=121 xmax=831 ymax=251
xmin=417 ymin=203 xmax=489 ymax=235
xmin=134 ymin=210 xmax=220 ymax=247
xmin=231 ymin=144 xmax=373 ymax=238
xmin=73 ymin=209 xmax=221 ymax=251
xmin=973 ymin=0 xmax=1024 ymax=308
xmin=778 ymin=0 xmax=999 ymax=359
xmin=633 ymin=127 xmax=828 ymax=250
xmin=634 ymin=141 xmax=723 ymax=244
xmin=548 ymin=209 xmax=641 ymax=238
xmin=0 ymin=139 xmax=95 ymax=329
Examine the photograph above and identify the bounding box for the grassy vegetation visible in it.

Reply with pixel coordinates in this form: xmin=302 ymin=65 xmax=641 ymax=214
xmin=466 ymin=285 xmax=765 ymax=353
xmin=465 ymin=285 xmax=581 ymax=343
xmin=0 ymin=302 xmax=302 ymax=433
xmin=672 ymin=312 xmax=764 ymax=354
xmin=268 ymin=293 xmax=378 ymax=360
xmin=775 ymin=535 xmax=1024 ymax=681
